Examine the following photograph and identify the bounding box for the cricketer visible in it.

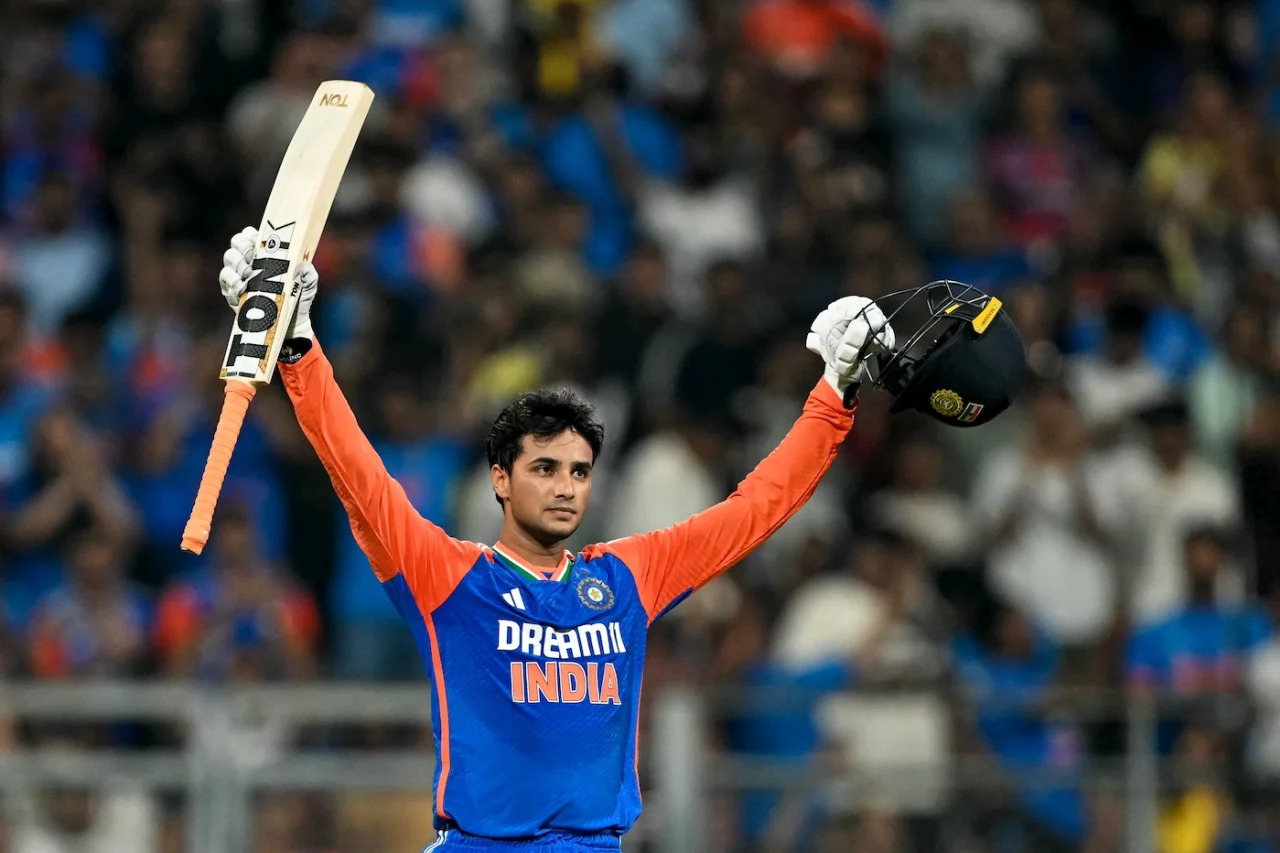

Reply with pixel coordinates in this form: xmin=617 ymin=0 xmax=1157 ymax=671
xmin=218 ymin=225 xmax=895 ymax=851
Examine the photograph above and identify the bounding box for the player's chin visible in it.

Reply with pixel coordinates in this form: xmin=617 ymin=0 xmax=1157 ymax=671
xmin=540 ymin=509 xmax=583 ymax=537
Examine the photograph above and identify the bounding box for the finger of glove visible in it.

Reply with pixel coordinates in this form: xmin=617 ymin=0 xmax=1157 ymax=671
xmin=222 ymin=247 xmax=254 ymax=280
xmin=826 ymin=295 xmax=874 ymax=316
xmin=218 ymin=267 xmax=246 ymax=308
xmin=294 ymin=261 xmax=318 ymax=294
xmin=230 ymin=228 xmax=257 ymax=260
xmin=832 ymin=337 xmax=864 ymax=374
xmin=873 ymin=321 xmax=897 ymax=352
xmin=805 ymin=331 xmax=823 ymax=356
xmin=857 ymin=304 xmax=896 ymax=353
xmin=815 ymin=313 xmax=850 ymax=358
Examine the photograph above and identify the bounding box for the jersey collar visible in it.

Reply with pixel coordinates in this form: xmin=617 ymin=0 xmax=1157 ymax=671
xmin=491 ymin=543 xmax=574 ymax=583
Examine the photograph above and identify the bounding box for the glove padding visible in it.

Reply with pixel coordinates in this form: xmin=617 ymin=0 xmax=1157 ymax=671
xmin=219 ymin=226 xmax=317 ymax=341
xmin=806 ymin=295 xmax=896 ymax=401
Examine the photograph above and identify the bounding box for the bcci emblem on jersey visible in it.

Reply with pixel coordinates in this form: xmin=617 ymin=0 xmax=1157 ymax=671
xmin=577 ymin=576 xmax=614 ymax=611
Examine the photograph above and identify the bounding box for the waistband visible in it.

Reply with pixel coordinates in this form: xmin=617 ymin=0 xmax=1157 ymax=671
xmin=433 ymin=826 xmax=623 ymax=850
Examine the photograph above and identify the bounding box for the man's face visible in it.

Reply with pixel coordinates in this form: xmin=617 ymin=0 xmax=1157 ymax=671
xmin=72 ymin=538 xmax=118 ymax=594
xmin=1151 ymin=422 xmax=1190 ymax=467
xmin=1186 ymin=536 xmax=1224 ymax=590
xmin=215 ymin=516 xmax=256 ymax=569
xmin=493 ymin=430 xmax=594 ymax=545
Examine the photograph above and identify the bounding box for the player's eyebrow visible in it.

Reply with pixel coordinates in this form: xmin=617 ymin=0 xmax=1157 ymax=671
xmin=527 ymin=457 xmax=593 ymax=470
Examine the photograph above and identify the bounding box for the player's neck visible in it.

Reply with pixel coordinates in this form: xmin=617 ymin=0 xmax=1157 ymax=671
xmin=495 ymin=526 xmax=566 ymax=570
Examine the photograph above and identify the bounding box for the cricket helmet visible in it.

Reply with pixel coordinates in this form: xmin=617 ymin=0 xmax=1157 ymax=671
xmin=861 ymin=280 xmax=1028 ymax=427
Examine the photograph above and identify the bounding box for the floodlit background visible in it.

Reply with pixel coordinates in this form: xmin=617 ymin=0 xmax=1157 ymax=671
xmin=2 ymin=0 xmax=1280 ymax=850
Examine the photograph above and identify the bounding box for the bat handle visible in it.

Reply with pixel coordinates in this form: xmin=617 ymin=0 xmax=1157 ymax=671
xmin=180 ymin=380 xmax=257 ymax=555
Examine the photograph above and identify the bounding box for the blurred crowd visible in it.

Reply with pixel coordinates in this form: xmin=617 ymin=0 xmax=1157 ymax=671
xmin=4 ymin=0 xmax=1280 ymax=850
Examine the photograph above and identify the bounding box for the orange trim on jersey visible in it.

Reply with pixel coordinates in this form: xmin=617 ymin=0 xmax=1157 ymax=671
xmin=634 ymin=681 xmax=644 ymax=806
xmin=279 ymin=342 xmax=481 ymax=613
xmin=425 ymin=614 xmax=452 ymax=820
xmin=586 ymin=378 xmax=854 ymax=621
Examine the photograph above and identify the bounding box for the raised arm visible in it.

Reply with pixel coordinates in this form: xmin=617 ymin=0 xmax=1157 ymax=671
xmin=219 ymin=228 xmax=479 ymax=613
xmin=590 ymin=378 xmax=855 ymax=621
xmin=590 ymin=295 xmax=894 ymax=622
xmin=277 ymin=342 xmax=479 ymax=609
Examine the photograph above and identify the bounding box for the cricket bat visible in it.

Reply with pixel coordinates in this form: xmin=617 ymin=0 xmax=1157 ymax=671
xmin=180 ymin=80 xmax=375 ymax=555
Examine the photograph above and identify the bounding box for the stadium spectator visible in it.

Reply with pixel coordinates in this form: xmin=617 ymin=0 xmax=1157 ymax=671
xmin=1187 ymin=304 xmax=1268 ymax=472
xmin=27 ymin=531 xmax=149 ymax=680
xmin=7 ymin=782 xmax=159 ymax=853
xmin=984 ymin=68 xmax=1093 ymax=255
xmin=714 ymin=592 xmax=848 ymax=851
xmin=951 ymin=597 xmax=1086 ymax=849
xmin=1155 ymin=722 xmax=1235 ymax=853
xmin=930 ymin=191 xmax=1036 ymax=297
xmin=1065 ymin=297 xmax=1170 ymax=440
xmin=594 ymin=242 xmax=674 ymax=395
xmin=869 ymin=433 xmax=974 ymax=566
xmin=884 ymin=27 xmax=987 ymax=248
xmin=971 ymin=380 xmax=1117 ymax=648
xmin=1126 ymin=526 xmax=1270 ymax=697
xmin=540 ymin=62 xmax=682 ymax=275
xmin=1066 ymin=237 xmax=1210 ymax=387
xmin=3 ymin=407 xmax=140 ymax=623
xmin=638 ymin=124 xmax=764 ymax=320
xmin=788 ymin=75 xmax=893 ymax=223
xmin=154 ymin=504 xmax=318 ymax=682
xmin=666 ymin=260 xmax=767 ymax=427
xmin=771 ymin=527 xmax=943 ymax=681
xmin=1110 ymin=400 xmax=1240 ymax=623
xmin=1137 ymin=71 xmax=1234 ymax=296
xmin=888 ymin=0 xmax=1040 ymax=90
xmin=5 ymin=725 xmax=160 ymax=853
xmin=512 ymin=192 xmax=596 ymax=314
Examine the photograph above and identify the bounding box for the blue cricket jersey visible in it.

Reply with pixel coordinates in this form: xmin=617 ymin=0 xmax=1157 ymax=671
xmin=279 ymin=343 xmax=855 ymax=842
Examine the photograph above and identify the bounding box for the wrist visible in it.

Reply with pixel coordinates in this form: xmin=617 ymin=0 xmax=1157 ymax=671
xmin=278 ymin=336 xmax=314 ymax=364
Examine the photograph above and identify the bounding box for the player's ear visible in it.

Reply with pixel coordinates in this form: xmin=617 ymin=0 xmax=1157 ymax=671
xmin=490 ymin=464 xmax=511 ymax=502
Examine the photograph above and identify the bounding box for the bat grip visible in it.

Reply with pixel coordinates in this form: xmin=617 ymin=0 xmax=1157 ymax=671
xmin=180 ymin=380 xmax=257 ymax=555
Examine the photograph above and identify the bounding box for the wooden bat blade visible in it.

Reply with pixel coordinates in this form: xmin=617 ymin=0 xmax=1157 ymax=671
xmin=221 ymin=80 xmax=375 ymax=386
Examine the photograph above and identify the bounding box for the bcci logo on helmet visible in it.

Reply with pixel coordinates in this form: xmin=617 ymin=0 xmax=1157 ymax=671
xmin=930 ymin=389 xmax=964 ymax=417
xmin=577 ymin=577 xmax=614 ymax=611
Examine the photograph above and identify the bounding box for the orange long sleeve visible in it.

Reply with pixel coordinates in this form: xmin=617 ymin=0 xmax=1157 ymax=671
xmin=278 ymin=342 xmax=479 ymax=613
xmin=590 ymin=378 xmax=855 ymax=622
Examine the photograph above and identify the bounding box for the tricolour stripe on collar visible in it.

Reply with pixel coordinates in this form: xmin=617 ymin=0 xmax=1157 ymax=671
xmin=491 ymin=544 xmax=573 ymax=582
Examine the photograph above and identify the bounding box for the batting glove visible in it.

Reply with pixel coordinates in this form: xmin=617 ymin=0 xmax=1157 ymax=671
xmin=806 ymin=295 xmax=896 ymax=403
xmin=219 ymin=226 xmax=317 ymax=341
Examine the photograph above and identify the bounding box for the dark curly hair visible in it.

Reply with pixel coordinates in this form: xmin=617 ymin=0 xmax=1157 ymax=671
xmin=486 ymin=388 xmax=605 ymax=505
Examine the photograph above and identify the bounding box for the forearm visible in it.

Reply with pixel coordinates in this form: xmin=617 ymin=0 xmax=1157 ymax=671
xmin=6 ymin=481 xmax=78 ymax=547
xmin=696 ymin=380 xmax=854 ymax=568
xmin=83 ymin=479 xmax=142 ymax=542
xmin=278 ymin=340 xmax=414 ymax=579
xmin=611 ymin=379 xmax=855 ymax=617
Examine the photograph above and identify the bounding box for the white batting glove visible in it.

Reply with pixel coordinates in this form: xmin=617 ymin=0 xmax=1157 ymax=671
xmin=218 ymin=226 xmax=317 ymax=341
xmin=806 ymin=295 xmax=896 ymax=400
